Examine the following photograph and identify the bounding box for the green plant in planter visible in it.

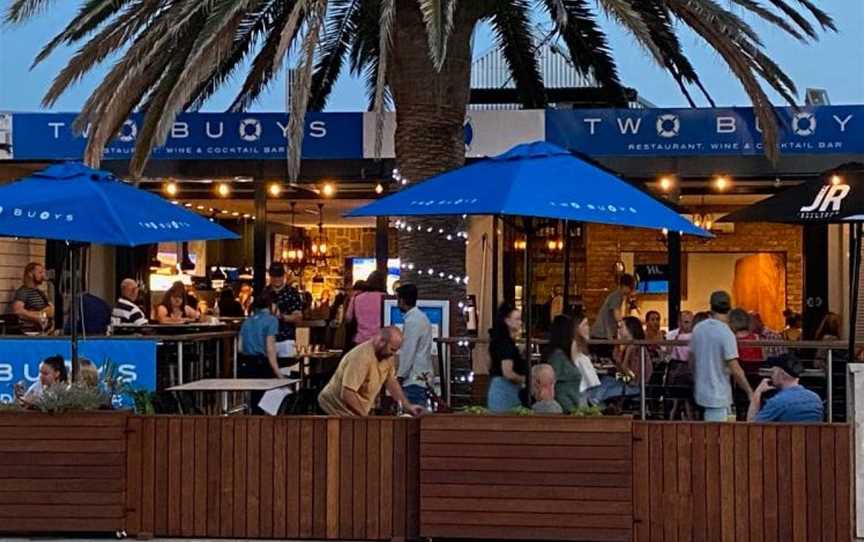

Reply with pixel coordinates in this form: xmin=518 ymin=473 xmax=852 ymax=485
xmin=510 ymin=406 xmax=535 ymax=416
xmin=32 ymin=383 xmax=111 ymax=413
xmin=0 ymin=402 xmax=20 ymax=412
xmin=570 ymin=405 xmax=604 ymax=417
xmin=460 ymin=406 xmax=490 ymax=415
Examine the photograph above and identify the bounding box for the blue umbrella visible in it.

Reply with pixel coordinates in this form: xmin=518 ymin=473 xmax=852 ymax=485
xmin=348 ymin=141 xmax=707 ymax=237
xmin=348 ymin=141 xmax=707 ymax=390
xmin=0 ymin=162 xmax=237 ymax=246
xmin=0 ymin=162 xmax=238 ymax=372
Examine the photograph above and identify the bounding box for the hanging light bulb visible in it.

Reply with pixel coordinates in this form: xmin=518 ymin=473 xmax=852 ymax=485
xmin=321 ymin=182 xmax=336 ymax=197
xmin=268 ymin=183 xmax=282 ymax=197
xmin=164 ymin=182 xmax=178 ymax=196
xmin=216 ymin=183 xmax=230 ymax=197
xmin=375 ymin=183 xmax=384 ymax=194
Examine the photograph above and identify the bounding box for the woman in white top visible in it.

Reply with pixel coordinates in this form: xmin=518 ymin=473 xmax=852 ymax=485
xmin=16 ymin=355 xmax=69 ymax=408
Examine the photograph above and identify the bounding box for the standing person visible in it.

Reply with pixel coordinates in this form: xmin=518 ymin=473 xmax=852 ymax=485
xmin=644 ymin=310 xmax=665 ymax=361
xmin=345 ymin=270 xmax=386 ymax=347
xmin=747 ymin=354 xmax=823 ymax=422
xmin=590 ymin=274 xmax=636 ymax=360
xmin=318 ymin=327 xmax=424 ymax=417
xmin=112 ymin=278 xmax=148 ymax=326
xmin=666 ymin=311 xmax=695 ymax=420
xmin=690 ymin=291 xmax=754 ymax=422
xmin=237 ymin=283 xmax=254 ymax=315
xmin=394 ymin=284 xmax=434 ymax=407
xmin=155 ymin=282 xmax=200 ymax=323
xmin=782 ymin=310 xmax=803 ymax=342
xmin=264 ymin=263 xmax=304 ymax=357
xmin=487 ymin=303 xmax=528 ymax=412
xmin=238 ymin=290 xmax=283 ymax=414
xmin=542 ymin=314 xmax=583 ymax=413
xmin=531 ymin=364 xmax=563 ymax=414
xmin=10 ymin=262 xmax=54 ymax=332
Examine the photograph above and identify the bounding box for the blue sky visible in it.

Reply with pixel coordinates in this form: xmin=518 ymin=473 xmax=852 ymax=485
xmin=1 ymin=2 xmax=862 ymax=112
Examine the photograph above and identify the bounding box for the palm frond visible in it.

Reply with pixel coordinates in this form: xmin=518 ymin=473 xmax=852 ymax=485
xmin=229 ymin=0 xmax=306 ymax=112
xmin=287 ymin=0 xmax=328 ymax=181
xmin=490 ymin=0 xmax=547 ymax=109
xmin=41 ymin=1 xmax=161 ymax=107
xmin=541 ymin=0 xmax=622 ymax=92
xmin=372 ymin=0 xmax=395 ymax=159
xmin=308 ymin=0 xmax=361 ymax=111
xmin=792 ymin=0 xmax=836 ymax=30
xmin=32 ymin=0 xmax=136 ymax=68
xmin=418 ymin=0 xmax=457 ymax=71
xmin=4 ymin=0 xmax=55 ymax=23
xmin=186 ymin=0 xmax=285 ymax=111
xmin=728 ymin=0 xmax=806 ymax=42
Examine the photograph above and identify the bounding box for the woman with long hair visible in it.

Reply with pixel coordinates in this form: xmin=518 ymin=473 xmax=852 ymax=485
xmin=155 ymin=281 xmax=200 ymax=324
xmin=16 ymin=355 xmax=69 ymax=408
xmin=542 ymin=314 xmax=584 ymax=412
xmin=487 ymin=303 xmax=528 ymax=412
xmin=344 ymin=271 xmax=386 ymax=347
xmin=616 ymin=316 xmax=652 ymax=385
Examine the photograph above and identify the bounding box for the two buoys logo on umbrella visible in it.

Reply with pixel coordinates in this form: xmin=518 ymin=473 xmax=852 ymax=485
xmin=0 ymin=206 xmax=74 ymax=222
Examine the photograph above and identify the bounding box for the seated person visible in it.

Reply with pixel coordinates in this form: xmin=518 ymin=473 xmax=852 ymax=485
xmin=112 ymin=279 xmax=148 ymax=326
xmin=217 ymin=287 xmax=246 ymax=317
xmin=238 ymin=290 xmax=283 ymax=414
xmin=15 ymin=355 xmax=68 ymax=408
xmin=729 ymin=309 xmax=763 ymax=366
xmin=542 ymin=314 xmax=584 ymax=413
xmin=155 ymin=281 xmax=200 ymax=324
xmin=747 ymin=354 xmax=823 ymax=422
xmin=65 ymin=293 xmax=112 ymax=335
xmin=318 ymin=327 xmax=423 ymax=417
xmin=531 ymin=364 xmax=563 ymax=414
xmin=77 ymin=358 xmax=100 ymax=388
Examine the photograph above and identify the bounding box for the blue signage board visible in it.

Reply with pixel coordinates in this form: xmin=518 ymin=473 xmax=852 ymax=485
xmin=545 ymin=106 xmax=863 ymax=156
xmin=0 ymin=339 xmax=157 ymax=405
xmin=9 ymin=112 xmax=363 ymax=161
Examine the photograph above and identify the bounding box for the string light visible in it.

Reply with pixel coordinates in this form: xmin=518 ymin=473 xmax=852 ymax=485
xmin=375 ymin=183 xmax=384 ymax=194
xmin=216 ymin=183 xmax=231 ymax=197
xmin=164 ymin=182 xmax=178 ymax=196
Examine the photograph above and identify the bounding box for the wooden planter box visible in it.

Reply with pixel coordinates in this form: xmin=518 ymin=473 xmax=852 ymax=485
xmin=419 ymin=415 xmax=634 ymax=542
xmin=124 ymin=416 xmax=419 ymax=540
xmin=0 ymin=411 xmax=129 ymax=535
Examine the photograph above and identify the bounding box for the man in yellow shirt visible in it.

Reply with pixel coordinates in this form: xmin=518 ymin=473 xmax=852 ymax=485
xmin=318 ymin=327 xmax=424 ymax=416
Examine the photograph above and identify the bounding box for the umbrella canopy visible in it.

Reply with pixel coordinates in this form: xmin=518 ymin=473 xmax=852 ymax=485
xmin=0 ymin=162 xmax=238 ymax=246
xmin=348 ymin=141 xmax=708 ymax=237
xmin=719 ymin=164 xmax=864 ymax=224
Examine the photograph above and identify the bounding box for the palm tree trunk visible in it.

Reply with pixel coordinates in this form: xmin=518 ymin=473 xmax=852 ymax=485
xmin=389 ymin=2 xmax=482 ymax=333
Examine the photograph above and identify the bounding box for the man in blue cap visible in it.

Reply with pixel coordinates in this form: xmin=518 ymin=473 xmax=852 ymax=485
xmin=747 ymin=353 xmax=824 ymax=422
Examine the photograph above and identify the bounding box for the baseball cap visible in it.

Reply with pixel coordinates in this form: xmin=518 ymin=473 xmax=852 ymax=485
xmin=709 ymin=291 xmax=731 ymax=313
xmin=767 ymin=353 xmax=803 ymax=379
xmin=268 ymin=262 xmax=286 ymax=277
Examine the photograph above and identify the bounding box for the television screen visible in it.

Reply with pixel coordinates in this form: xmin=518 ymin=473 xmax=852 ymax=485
xmin=351 ymin=258 xmax=400 ymax=294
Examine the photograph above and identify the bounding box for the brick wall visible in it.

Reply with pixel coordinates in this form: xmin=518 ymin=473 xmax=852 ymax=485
xmin=583 ymin=222 xmax=803 ymax=318
xmin=297 ymin=226 xmax=398 ymax=294
xmin=0 ymin=239 xmax=46 ymax=312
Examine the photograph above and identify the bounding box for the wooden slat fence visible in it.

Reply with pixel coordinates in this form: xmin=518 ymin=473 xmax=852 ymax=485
xmin=0 ymin=412 xmax=128 ymax=534
xmin=632 ymin=422 xmax=853 ymax=542
xmin=419 ymin=415 xmax=634 ymax=542
xmin=125 ymin=416 xmax=419 ymax=540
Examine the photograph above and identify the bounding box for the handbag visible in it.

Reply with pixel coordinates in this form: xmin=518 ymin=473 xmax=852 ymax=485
xmin=573 ymin=351 xmax=601 ymax=393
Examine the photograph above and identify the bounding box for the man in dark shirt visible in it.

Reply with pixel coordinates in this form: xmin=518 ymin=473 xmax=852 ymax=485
xmin=11 ymin=262 xmax=53 ymax=332
xmin=263 ymin=262 xmax=304 ymax=346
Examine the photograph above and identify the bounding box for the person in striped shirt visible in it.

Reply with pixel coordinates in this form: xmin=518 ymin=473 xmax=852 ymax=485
xmin=111 ymin=279 xmax=148 ymax=326
xmin=11 ymin=262 xmax=53 ymax=332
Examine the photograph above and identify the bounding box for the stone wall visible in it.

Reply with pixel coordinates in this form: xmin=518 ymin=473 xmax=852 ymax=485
xmin=583 ymin=222 xmax=803 ymax=320
xmin=0 ymin=239 xmax=45 ymax=312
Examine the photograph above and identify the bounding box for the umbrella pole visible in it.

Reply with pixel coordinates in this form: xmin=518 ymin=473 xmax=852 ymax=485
xmin=523 ymin=218 xmax=534 ymax=404
xmin=70 ymin=244 xmax=80 ymax=380
xmin=563 ymin=220 xmax=571 ymax=316
xmin=848 ymin=223 xmax=862 ymax=373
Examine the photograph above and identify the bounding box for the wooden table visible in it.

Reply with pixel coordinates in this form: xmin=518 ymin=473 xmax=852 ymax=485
xmin=168 ymin=378 xmax=300 ymax=414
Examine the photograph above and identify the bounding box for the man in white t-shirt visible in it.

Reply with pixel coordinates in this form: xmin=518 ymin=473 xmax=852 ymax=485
xmin=689 ymin=291 xmax=753 ymax=422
